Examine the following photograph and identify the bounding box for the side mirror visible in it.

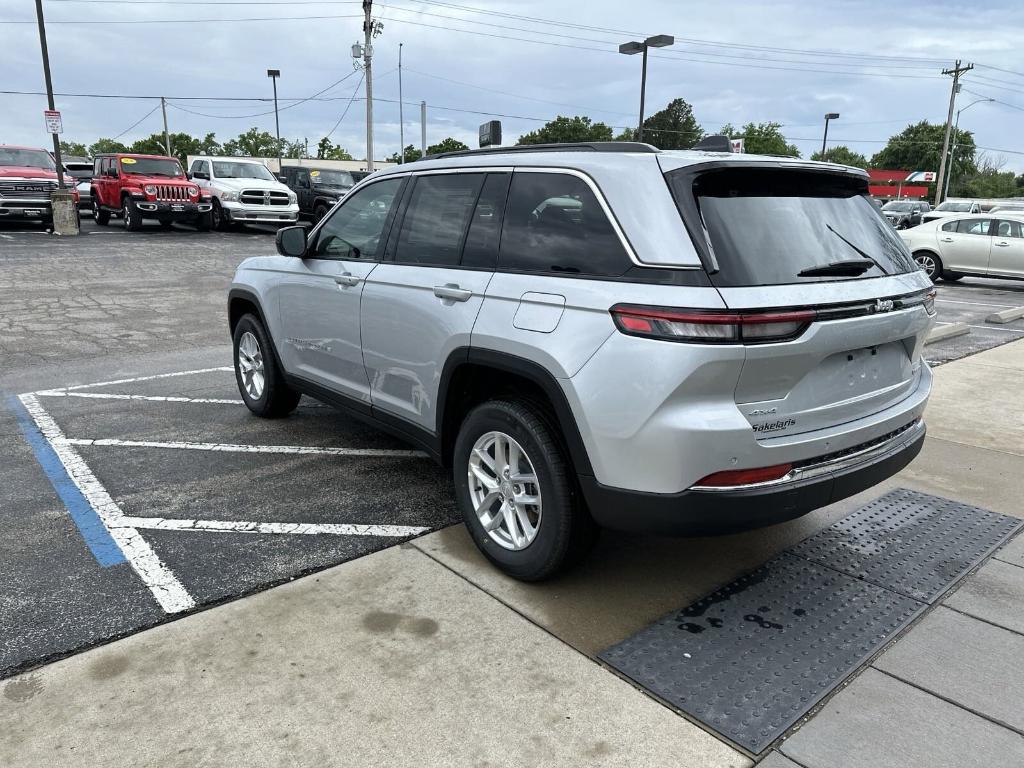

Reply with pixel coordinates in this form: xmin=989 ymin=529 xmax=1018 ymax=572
xmin=277 ymin=175 xmax=287 ymax=183
xmin=192 ymin=171 xmax=209 ymax=180
xmin=276 ymin=226 xmax=307 ymax=258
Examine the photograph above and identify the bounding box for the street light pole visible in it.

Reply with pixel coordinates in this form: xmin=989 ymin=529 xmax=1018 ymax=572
xmin=398 ymin=43 xmax=405 ymax=164
xmin=619 ymin=35 xmax=674 ymax=143
xmin=943 ymin=97 xmax=992 ymax=200
xmin=33 ymin=0 xmax=64 ymax=189
xmin=821 ymin=112 xmax=840 ymax=158
xmin=267 ymin=69 xmax=281 ymax=172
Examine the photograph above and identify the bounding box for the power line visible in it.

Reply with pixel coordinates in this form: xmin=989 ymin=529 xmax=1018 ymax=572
xmin=976 ymin=63 xmax=1024 ymax=80
xmin=0 ymin=13 xmax=363 ymax=24
xmin=324 ymin=72 xmax=365 ymax=139
xmin=961 ymin=88 xmax=1024 ymax=114
xmin=110 ymin=104 xmax=161 ymax=139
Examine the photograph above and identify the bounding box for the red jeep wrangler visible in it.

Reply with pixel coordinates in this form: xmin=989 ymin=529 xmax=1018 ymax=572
xmin=0 ymin=145 xmax=79 ymax=227
xmin=90 ymin=153 xmax=211 ymax=231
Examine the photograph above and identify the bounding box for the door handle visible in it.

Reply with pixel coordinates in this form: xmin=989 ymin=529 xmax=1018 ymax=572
xmin=994 ymin=241 xmax=1010 ymax=247
xmin=433 ymin=284 xmax=472 ymax=302
xmin=940 ymin=237 xmax=954 ymax=242
xmin=334 ymin=272 xmax=361 ymax=287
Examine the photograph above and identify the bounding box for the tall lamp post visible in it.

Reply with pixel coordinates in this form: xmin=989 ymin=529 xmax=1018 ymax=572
xmin=821 ymin=112 xmax=840 ymax=158
xmin=267 ymin=69 xmax=281 ymax=171
xmin=943 ymin=97 xmax=992 ymax=200
xmin=618 ymin=34 xmax=674 ymax=142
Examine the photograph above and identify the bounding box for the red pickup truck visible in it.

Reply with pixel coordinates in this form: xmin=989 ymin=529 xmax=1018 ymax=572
xmin=91 ymin=153 xmax=211 ymax=231
xmin=0 ymin=145 xmax=79 ymax=227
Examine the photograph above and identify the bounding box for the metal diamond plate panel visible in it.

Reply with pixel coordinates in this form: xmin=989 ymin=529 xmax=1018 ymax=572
xmin=601 ymin=553 xmax=923 ymax=754
xmin=789 ymin=488 xmax=1022 ymax=603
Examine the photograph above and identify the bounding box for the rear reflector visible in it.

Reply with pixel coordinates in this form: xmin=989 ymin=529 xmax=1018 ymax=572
xmin=610 ymin=305 xmax=815 ymax=344
xmin=695 ymin=463 xmax=794 ymax=488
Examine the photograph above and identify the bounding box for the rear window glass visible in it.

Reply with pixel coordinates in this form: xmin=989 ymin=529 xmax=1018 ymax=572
xmin=668 ymin=168 xmax=918 ymax=286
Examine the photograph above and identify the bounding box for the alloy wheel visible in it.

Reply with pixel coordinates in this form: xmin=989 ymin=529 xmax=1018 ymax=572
xmin=468 ymin=431 xmax=542 ymax=551
xmin=916 ymin=254 xmax=936 ymax=279
xmin=237 ymin=331 xmax=265 ymax=400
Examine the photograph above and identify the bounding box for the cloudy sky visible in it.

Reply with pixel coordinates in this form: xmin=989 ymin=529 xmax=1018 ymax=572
xmin=3 ymin=0 xmax=1023 ymax=170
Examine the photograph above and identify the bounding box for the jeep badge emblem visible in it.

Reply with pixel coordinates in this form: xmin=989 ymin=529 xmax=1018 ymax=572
xmin=875 ymin=298 xmax=894 ymax=313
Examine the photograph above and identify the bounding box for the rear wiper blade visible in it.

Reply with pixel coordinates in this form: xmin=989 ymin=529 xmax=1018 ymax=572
xmin=825 ymin=222 xmax=890 ymax=275
xmin=798 ymin=259 xmax=877 ymax=277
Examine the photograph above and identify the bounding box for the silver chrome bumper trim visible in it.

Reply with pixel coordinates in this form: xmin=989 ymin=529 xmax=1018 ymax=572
xmin=691 ymin=418 xmax=924 ymax=492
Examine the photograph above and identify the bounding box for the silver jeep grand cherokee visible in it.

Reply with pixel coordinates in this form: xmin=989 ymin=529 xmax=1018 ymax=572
xmin=227 ymin=140 xmax=935 ymax=580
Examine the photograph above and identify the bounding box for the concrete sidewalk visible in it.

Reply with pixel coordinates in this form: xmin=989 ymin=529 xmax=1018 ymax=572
xmin=3 ymin=342 xmax=1024 ymax=767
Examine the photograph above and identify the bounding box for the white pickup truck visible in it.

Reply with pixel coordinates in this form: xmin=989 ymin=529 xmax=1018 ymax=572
xmin=188 ymin=156 xmax=299 ymax=230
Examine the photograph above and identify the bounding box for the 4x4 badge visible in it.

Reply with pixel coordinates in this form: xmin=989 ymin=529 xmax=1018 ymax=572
xmin=874 ymin=298 xmax=895 ymax=313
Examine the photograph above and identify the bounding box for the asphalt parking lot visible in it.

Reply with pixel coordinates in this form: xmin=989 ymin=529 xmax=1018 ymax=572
xmin=3 ymin=220 xmax=1024 ymax=766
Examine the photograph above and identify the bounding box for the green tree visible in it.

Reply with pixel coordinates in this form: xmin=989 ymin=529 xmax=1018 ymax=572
xmin=388 ymin=144 xmax=424 ymax=164
xmin=639 ymin=98 xmax=703 ymax=149
xmin=284 ymin=139 xmax=308 ymax=159
xmin=869 ymin=121 xmax=976 ymax=183
xmin=809 ymin=145 xmax=869 ymax=168
xmin=518 ymin=115 xmax=614 ymax=145
xmin=388 ymin=138 xmax=468 ymax=163
xmin=720 ymin=122 xmax=800 ymax=157
xmin=222 ymin=127 xmax=282 ymax=158
xmin=614 ymin=127 xmax=636 ymax=141
xmin=316 ymin=137 xmax=353 ymax=160
xmin=88 ymin=138 xmax=129 ymax=155
xmin=59 ymin=140 xmax=89 ymax=157
xmin=955 ymin=154 xmax=1020 ymax=198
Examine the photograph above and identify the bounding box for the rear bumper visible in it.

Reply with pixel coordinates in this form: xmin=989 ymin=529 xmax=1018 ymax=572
xmin=581 ymin=419 xmax=926 ymax=535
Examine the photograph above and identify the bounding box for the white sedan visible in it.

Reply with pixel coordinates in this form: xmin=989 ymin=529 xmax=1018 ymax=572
xmin=899 ymin=213 xmax=1024 ymax=282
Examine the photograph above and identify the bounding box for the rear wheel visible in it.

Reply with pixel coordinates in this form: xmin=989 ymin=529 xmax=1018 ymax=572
xmin=454 ymin=399 xmax=596 ymax=581
xmin=93 ymin=197 xmax=109 ymax=226
xmin=122 ymin=197 xmax=142 ymax=231
xmin=232 ymin=313 xmax=300 ymax=418
xmin=914 ymin=251 xmax=941 ymax=282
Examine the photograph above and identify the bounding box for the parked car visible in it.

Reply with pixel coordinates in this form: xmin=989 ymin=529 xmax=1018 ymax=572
xmin=91 ymin=153 xmax=212 ymax=231
xmin=921 ymin=199 xmax=982 ymax=224
xmin=228 ymin=141 xmax=935 ymax=580
xmin=279 ymin=166 xmax=358 ymax=222
xmin=901 ymin=213 xmax=1024 ymax=282
xmin=61 ymin=157 xmax=94 ymax=209
xmin=188 ymin=156 xmax=299 ymax=230
xmin=881 ymin=200 xmax=930 ymax=229
xmin=989 ymin=203 xmax=1024 ymax=214
xmin=0 ymin=145 xmax=78 ymax=226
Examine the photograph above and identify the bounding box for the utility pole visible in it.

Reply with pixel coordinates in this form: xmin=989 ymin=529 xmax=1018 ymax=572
xmin=420 ymin=101 xmax=426 ymax=157
xmin=160 ymin=97 xmax=171 ymax=156
xmin=33 ymin=0 xmax=64 ymax=189
xmin=362 ymin=0 xmax=374 ymax=171
xmin=267 ymin=70 xmax=281 ymax=172
xmin=935 ymin=60 xmax=973 ymax=206
xmin=398 ymin=43 xmax=405 ymax=164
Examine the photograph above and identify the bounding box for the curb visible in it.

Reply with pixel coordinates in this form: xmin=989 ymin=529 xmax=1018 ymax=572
xmin=925 ymin=323 xmax=969 ymax=345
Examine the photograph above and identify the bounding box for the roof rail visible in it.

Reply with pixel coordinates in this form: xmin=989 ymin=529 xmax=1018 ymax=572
xmin=428 ymin=141 xmax=659 ymax=160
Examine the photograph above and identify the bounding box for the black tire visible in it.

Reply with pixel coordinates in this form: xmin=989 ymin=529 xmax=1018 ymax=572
xmin=313 ymin=203 xmax=328 ymax=223
xmin=453 ymin=399 xmax=596 ymax=581
xmin=122 ymin=197 xmax=142 ymax=231
xmin=943 ymin=273 xmax=963 ymax=282
xmin=211 ymin=200 xmax=229 ymax=231
xmin=914 ymin=251 xmax=942 ymax=282
xmin=93 ymin=196 xmax=109 ymax=226
xmin=232 ymin=313 xmax=300 ymax=418
xmin=159 ymin=220 xmax=173 ymax=230
xmin=195 ymin=212 xmax=211 ymax=231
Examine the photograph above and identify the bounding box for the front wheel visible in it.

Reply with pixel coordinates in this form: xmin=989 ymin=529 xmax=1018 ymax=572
xmin=914 ymin=251 xmax=942 ymax=282
xmin=232 ymin=314 xmax=300 ymax=418
xmin=211 ymin=200 xmax=229 ymax=231
xmin=313 ymin=204 xmax=328 ymax=223
xmin=122 ymin=197 xmax=142 ymax=231
xmin=454 ymin=400 xmax=596 ymax=581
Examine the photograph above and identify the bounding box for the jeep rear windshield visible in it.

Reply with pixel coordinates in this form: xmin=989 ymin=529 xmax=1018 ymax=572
xmin=668 ymin=167 xmax=917 ymax=286
xmin=0 ymin=148 xmax=55 ymax=170
xmin=120 ymin=158 xmax=184 ymax=177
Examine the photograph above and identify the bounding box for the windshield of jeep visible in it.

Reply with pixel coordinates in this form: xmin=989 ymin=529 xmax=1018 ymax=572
xmin=0 ymin=148 xmax=56 ymax=170
xmin=120 ymin=158 xmax=184 ymax=177
xmin=882 ymin=202 xmax=915 ymax=212
xmin=667 ymin=167 xmax=917 ymax=286
xmin=212 ymin=161 xmax=276 ymax=181
xmin=310 ymin=169 xmax=355 ymax=187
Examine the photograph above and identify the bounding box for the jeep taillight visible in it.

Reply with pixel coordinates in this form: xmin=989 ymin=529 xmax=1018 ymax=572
xmin=610 ymin=305 xmax=815 ymax=344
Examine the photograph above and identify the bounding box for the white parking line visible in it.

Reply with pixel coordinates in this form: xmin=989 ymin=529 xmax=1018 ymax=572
xmin=120 ymin=516 xmax=427 ymax=537
xmin=967 ymin=324 xmax=1024 ymax=334
xmin=935 ymin=298 xmax=1019 ymax=309
xmin=18 ymin=394 xmax=196 ymax=614
xmin=42 ymin=366 xmax=233 ymax=394
xmin=63 ymin=437 xmax=427 ymax=458
xmin=38 ymin=391 xmax=244 ymax=405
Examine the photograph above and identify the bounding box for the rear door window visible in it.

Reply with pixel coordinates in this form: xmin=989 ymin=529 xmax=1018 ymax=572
xmin=498 ymin=172 xmax=631 ymax=276
xmin=667 ymin=167 xmax=918 ymax=286
xmin=956 ymin=219 xmax=992 ymax=235
xmin=393 ymin=173 xmax=485 ymax=266
xmin=461 ymin=173 xmax=511 ymax=270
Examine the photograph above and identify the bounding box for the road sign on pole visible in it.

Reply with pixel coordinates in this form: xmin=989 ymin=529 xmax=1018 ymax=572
xmin=44 ymin=109 xmax=62 ymax=134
